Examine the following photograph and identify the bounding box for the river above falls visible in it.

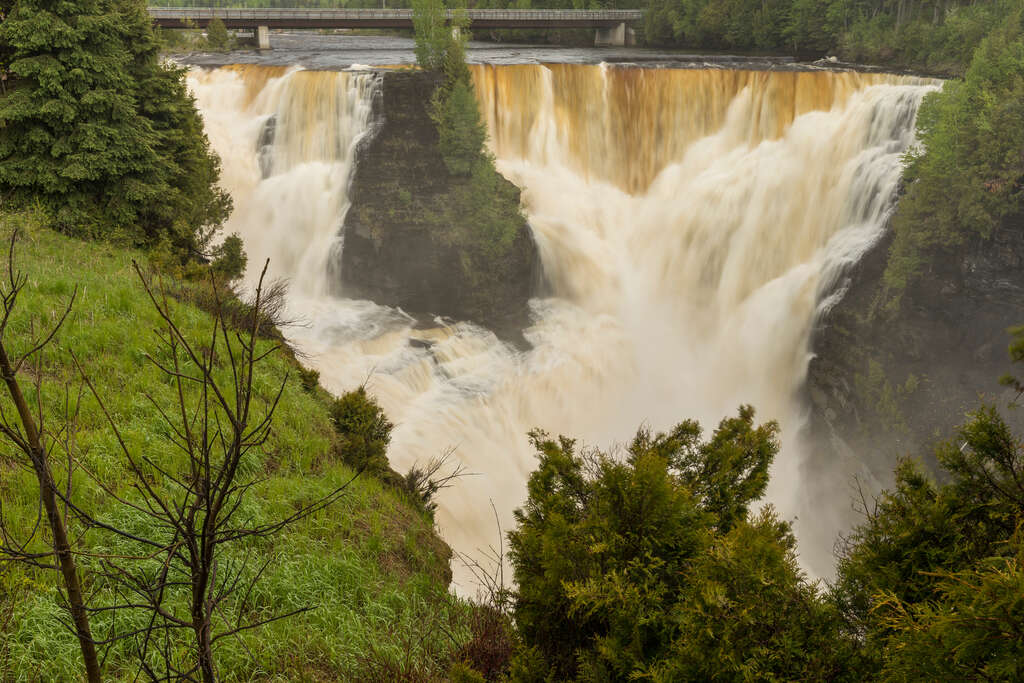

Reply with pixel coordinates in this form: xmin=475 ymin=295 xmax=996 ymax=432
xmin=173 ymin=32 xmax=920 ymax=74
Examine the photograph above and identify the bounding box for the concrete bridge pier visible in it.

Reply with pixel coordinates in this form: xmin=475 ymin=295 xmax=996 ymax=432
xmin=257 ymin=25 xmax=270 ymax=49
xmin=594 ymin=22 xmax=635 ymax=47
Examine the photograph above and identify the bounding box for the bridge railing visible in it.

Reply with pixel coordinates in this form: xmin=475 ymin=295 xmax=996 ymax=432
xmin=148 ymin=8 xmax=644 ymax=21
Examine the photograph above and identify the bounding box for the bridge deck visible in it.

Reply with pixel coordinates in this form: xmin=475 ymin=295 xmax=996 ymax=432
xmin=148 ymin=7 xmax=644 ymax=29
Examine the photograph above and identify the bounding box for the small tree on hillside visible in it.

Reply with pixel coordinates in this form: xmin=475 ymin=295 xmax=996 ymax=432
xmin=0 ymin=230 xmax=101 ymax=683
xmin=68 ymin=263 xmax=360 ymax=682
xmin=330 ymin=386 xmax=394 ymax=478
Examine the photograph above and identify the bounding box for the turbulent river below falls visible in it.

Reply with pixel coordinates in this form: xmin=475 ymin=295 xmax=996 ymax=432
xmin=182 ymin=37 xmax=939 ymax=591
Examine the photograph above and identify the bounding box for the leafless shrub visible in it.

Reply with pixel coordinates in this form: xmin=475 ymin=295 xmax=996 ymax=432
xmin=403 ymin=447 xmax=470 ymax=517
xmin=0 ymin=229 xmax=101 ymax=682
xmin=453 ymin=503 xmax=516 ymax=681
xmin=63 ymin=261 xmax=360 ymax=682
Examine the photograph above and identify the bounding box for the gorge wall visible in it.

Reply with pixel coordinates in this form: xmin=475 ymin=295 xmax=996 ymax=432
xmin=807 ymin=210 xmax=1024 ymax=475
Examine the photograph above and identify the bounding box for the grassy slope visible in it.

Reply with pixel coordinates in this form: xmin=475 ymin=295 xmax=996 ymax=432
xmin=0 ymin=211 xmax=464 ymax=681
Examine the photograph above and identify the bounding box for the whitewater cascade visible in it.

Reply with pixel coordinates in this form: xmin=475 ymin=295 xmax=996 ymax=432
xmin=188 ymin=64 xmax=938 ymax=587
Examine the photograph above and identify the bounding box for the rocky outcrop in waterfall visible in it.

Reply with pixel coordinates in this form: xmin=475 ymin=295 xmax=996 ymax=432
xmin=338 ymin=71 xmax=541 ymax=340
xmin=807 ymin=211 xmax=1024 ymax=471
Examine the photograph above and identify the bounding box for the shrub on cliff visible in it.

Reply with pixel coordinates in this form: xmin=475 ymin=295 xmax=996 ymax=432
xmin=0 ymin=0 xmax=230 ymax=255
xmin=330 ymin=386 xmax=395 ymax=478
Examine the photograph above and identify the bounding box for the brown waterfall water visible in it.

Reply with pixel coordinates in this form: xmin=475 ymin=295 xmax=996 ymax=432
xmin=187 ymin=63 xmax=938 ymax=591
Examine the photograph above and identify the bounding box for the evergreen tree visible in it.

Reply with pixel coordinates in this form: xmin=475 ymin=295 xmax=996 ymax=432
xmin=0 ymin=0 xmax=15 ymax=92
xmin=329 ymin=386 xmax=395 ymax=478
xmin=834 ymin=405 xmax=1024 ymax=678
xmin=412 ymin=0 xmax=448 ymax=71
xmin=0 ymin=0 xmax=230 ymax=254
xmin=877 ymin=534 xmax=1024 ymax=681
xmin=205 ymin=15 xmax=230 ymax=50
xmin=409 ymin=0 xmax=525 ymax=306
xmin=0 ymin=0 xmax=160 ymax=232
xmin=115 ymin=0 xmax=232 ymax=255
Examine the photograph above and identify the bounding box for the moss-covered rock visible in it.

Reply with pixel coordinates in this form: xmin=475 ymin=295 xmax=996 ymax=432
xmin=338 ymin=70 xmax=541 ymax=341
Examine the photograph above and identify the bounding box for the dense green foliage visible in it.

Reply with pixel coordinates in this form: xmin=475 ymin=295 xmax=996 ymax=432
xmin=640 ymin=0 xmax=1020 ymax=70
xmin=885 ymin=13 xmax=1024 ymax=294
xmin=507 ymin=408 xmax=857 ymax=681
xmin=0 ymin=0 xmax=230 ymax=255
xmin=504 ymin=400 xmax=1024 ymax=682
xmin=876 ymin=536 xmax=1024 ymax=681
xmin=834 ymin=404 xmax=1024 ymax=680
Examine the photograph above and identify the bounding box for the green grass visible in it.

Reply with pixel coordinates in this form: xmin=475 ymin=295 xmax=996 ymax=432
xmin=0 ymin=210 xmax=466 ymax=681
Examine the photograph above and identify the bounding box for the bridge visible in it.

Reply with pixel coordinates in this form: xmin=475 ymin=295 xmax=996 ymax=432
xmin=147 ymin=8 xmax=643 ymax=48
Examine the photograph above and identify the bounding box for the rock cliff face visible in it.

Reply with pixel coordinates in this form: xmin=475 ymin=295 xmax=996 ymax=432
xmin=337 ymin=70 xmax=541 ymax=341
xmin=807 ymin=211 xmax=1024 ymax=472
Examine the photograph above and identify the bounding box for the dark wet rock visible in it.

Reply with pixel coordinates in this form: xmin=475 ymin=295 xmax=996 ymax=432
xmin=257 ymin=114 xmax=276 ymax=178
xmin=336 ymin=70 xmax=541 ymax=343
xmin=806 ymin=211 xmax=1024 ymax=474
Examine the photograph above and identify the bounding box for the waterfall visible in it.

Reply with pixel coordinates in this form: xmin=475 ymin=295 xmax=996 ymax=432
xmin=188 ymin=63 xmax=939 ymax=589
xmin=188 ymin=66 xmax=378 ymax=298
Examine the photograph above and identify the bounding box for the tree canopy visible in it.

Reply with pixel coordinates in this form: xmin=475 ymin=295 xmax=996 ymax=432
xmin=0 ymin=0 xmax=230 ymax=254
xmin=507 ymin=408 xmax=858 ymax=681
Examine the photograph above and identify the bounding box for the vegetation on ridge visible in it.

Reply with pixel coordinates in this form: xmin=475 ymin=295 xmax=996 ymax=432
xmin=885 ymin=12 xmax=1024 ymax=297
